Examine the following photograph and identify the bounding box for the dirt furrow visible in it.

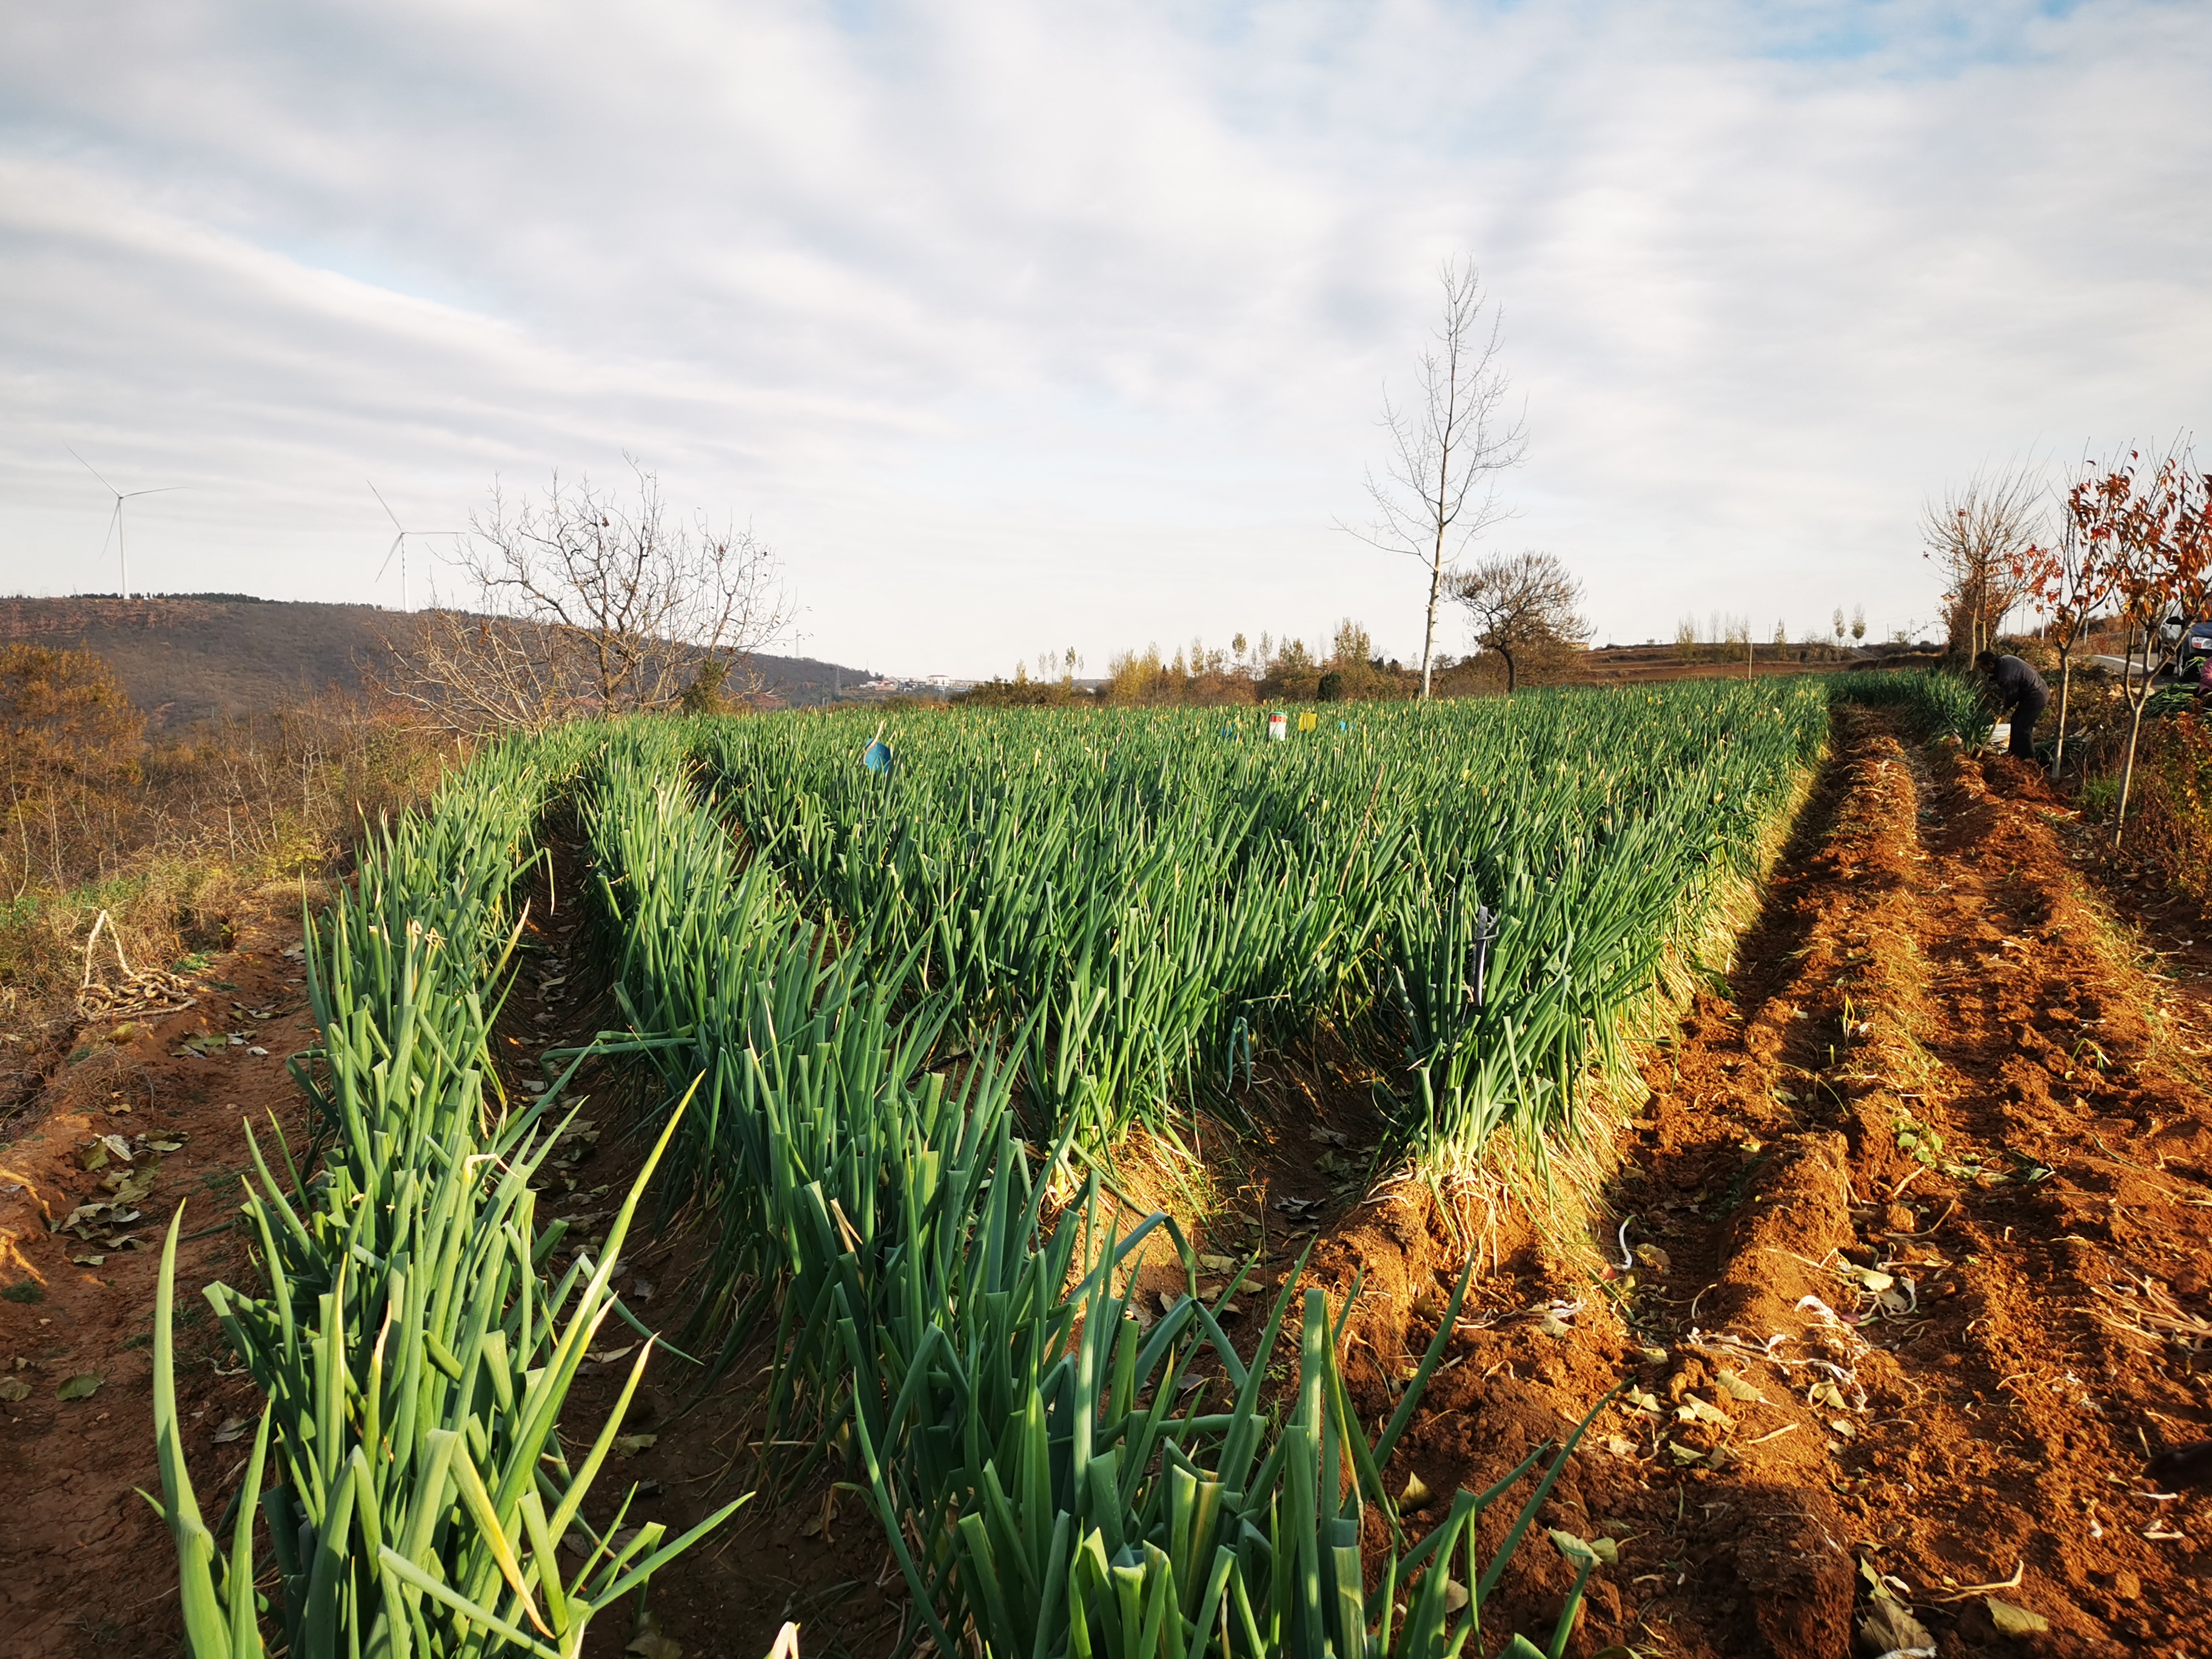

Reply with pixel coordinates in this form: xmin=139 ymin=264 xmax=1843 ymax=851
xmin=1574 ymin=709 xmax=2212 ymax=1658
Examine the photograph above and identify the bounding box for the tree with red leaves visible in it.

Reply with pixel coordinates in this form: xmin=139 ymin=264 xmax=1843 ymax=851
xmin=2068 ymin=447 xmax=2212 ymax=839
xmin=2009 ymin=503 xmax=2117 ymax=779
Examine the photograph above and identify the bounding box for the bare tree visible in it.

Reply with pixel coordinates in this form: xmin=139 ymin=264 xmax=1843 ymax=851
xmin=380 ymin=460 xmax=790 ymax=730
xmin=1344 ymin=259 xmax=1527 ymax=699
xmin=1449 ymin=550 xmax=1590 ymax=692
xmin=1922 ymin=465 xmax=2044 ymax=661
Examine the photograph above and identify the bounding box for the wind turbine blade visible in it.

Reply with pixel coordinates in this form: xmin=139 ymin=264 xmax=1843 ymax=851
xmin=377 ymin=532 xmax=403 ymax=579
xmin=68 ymin=445 xmax=120 ymax=496
xmin=98 ymin=503 xmax=119 ymax=564
xmin=367 ymin=480 xmax=406 ymax=533
xmin=121 ymin=486 xmax=189 ymax=499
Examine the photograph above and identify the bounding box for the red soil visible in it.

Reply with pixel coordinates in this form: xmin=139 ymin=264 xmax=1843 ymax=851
xmin=0 ymin=903 xmax=316 ymax=1654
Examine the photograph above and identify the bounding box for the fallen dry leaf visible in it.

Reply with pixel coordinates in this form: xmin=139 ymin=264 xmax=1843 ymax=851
xmin=1676 ymin=1395 xmax=1733 ymax=1429
xmin=1858 ymin=1598 xmax=1934 ymax=1655
xmin=1985 ymin=1598 xmax=2049 ymax=1636
xmin=1839 ymin=1262 xmax=1895 ymax=1295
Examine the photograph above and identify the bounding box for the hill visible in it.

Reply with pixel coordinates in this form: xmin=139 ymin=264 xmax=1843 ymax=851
xmin=0 ymin=595 xmax=876 ymax=726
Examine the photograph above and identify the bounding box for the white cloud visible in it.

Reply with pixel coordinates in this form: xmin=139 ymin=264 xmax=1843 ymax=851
xmin=0 ymin=0 xmax=2205 ymax=672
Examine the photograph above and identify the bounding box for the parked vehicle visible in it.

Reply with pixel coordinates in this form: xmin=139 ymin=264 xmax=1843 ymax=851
xmin=2179 ymin=616 xmax=2212 ymax=675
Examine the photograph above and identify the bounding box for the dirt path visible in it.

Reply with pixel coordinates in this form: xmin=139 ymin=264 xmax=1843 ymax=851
xmin=1524 ymin=708 xmax=2212 ymax=1658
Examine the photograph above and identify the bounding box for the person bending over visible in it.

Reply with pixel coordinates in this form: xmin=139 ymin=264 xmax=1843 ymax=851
xmin=1974 ymin=650 xmax=2048 ymax=760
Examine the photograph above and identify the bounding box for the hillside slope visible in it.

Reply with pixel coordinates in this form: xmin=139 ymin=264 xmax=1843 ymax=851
xmin=0 ymin=596 xmax=871 ymax=725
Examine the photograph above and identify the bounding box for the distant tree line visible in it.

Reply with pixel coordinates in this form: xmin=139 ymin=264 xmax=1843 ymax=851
xmin=69 ymin=592 xmax=269 ymax=604
xmin=957 ymin=585 xmax=1589 ymax=710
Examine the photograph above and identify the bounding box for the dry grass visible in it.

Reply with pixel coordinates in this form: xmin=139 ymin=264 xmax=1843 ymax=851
xmin=0 ymin=659 xmax=458 ymax=1110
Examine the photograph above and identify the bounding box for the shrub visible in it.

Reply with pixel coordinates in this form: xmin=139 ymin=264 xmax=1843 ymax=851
xmin=953 ymin=675 xmax=1082 ymax=708
xmin=2130 ymin=710 xmax=2212 ymax=897
xmin=2079 ymin=777 xmax=2122 ymax=822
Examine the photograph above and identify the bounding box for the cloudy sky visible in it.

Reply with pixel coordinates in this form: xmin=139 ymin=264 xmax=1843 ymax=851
xmin=2 ymin=1 xmax=2206 ymax=676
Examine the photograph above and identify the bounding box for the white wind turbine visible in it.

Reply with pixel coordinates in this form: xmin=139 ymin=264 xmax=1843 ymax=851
xmin=368 ymin=481 xmax=464 ymax=612
xmin=70 ymin=447 xmax=187 ymax=600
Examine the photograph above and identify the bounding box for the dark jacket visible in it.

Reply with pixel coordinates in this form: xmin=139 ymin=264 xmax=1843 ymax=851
xmin=1988 ymin=655 xmax=2047 ymax=710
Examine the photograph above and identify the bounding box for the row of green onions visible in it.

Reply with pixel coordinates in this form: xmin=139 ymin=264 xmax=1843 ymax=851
xmin=149 ymin=728 xmax=745 ymax=1658
xmin=694 ymin=684 xmax=1829 ymax=1165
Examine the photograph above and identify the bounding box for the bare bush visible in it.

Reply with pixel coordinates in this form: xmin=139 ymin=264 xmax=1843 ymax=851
xmin=382 ymin=460 xmax=789 ymax=730
xmin=0 ymin=647 xmax=452 ymax=1027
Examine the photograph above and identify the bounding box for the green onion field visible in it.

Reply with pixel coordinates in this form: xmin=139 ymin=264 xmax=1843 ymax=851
xmin=148 ymin=681 xmax=1837 ymax=1659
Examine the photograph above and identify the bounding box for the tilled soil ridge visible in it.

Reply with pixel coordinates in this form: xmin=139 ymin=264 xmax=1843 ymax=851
xmin=1479 ymin=708 xmax=2212 ymax=1658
